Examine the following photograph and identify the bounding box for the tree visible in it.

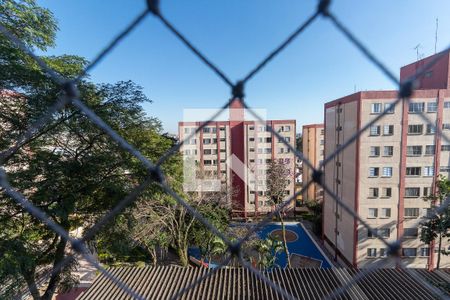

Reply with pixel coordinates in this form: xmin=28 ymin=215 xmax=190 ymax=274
xmin=295 ymin=133 xmax=302 ymax=153
xmin=125 ymin=175 xmax=231 ymax=267
xmin=1 ymin=2 xmax=182 ymax=298
xmin=255 ymin=237 xmax=284 ymax=268
xmin=266 ymin=160 xmax=291 ymax=268
xmin=420 ymin=175 xmax=450 ymax=269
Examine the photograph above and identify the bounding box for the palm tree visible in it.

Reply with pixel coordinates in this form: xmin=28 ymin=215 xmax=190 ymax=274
xmin=266 ymin=160 xmax=292 ymax=267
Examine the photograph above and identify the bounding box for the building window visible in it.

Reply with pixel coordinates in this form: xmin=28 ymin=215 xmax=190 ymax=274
xmin=403 ymin=228 xmax=418 ymax=238
xmin=259 ymin=137 xmax=272 ymax=143
xmin=382 ymin=187 xmax=392 ymax=198
xmin=249 ymin=126 xmax=254 ymax=130
xmin=385 ymin=103 xmax=395 ymax=114
xmin=419 ymin=248 xmax=430 ymax=257
xmin=258 ymin=126 xmax=267 ymax=132
xmin=442 ymin=145 xmax=450 ymax=151
xmin=368 ymin=208 xmax=378 ymax=218
xmin=369 ymin=167 xmax=379 ymax=177
xmin=184 ymin=128 xmax=190 ymax=133
xmin=370 ymin=146 xmax=380 ymax=157
xmin=278 ymin=137 xmax=290 ymax=143
xmin=382 ymin=167 xmax=392 ymax=177
xmin=383 ymin=146 xmax=393 ymax=156
xmin=280 ymin=125 xmax=291 ymax=132
xmin=249 ymin=148 xmax=255 ymax=152
xmin=406 ymin=167 xmax=421 ymax=176
xmin=380 ymin=248 xmax=388 ymax=257
xmin=405 ymin=187 xmax=420 ymax=198
xmin=204 ymin=149 xmax=212 ymax=155
xmin=404 ymin=208 xmax=420 ymax=218
xmin=371 ymin=103 xmax=382 ymax=114
xmin=422 ymin=208 xmax=433 ymax=218
xmin=321 ymin=129 xmax=325 ymax=135
xmin=409 ymin=102 xmax=425 ymax=113
xmin=381 ymin=208 xmax=391 ymax=218
xmin=443 ymin=123 xmax=450 ymax=131
xmin=440 ymin=166 xmax=450 ymax=174
xmin=369 ymin=188 xmax=379 ymax=198
xmin=249 ymin=137 xmax=255 ymax=142
xmin=423 ymin=166 xmax=434 ymax=177
xmin=426 ymin=124 xmax=436 ymax=134
xmin=370 ymin=125 xmax=381 ymax=136
xmin=383 ymin=125 xmax=394 ymax=135
xmin=444 ymin=101 xmax=450 ymax=109
xmin=379 ymin=228 xmax=390 ymax=238
xmin=408 ymin=124 xmax=423 ymax=135
xmin=406 ymin=145 xmax=422 ymax=156
xmin=402 ymin=248 xmax=417 ymax=257
xmin=425 ymin=145 xmax=436 ymax=155
xmin=220 ymin=138 xmax=226 ymax=142
xmin=367 ymin=248 xmax=377 ymax=258
xmin=220 ymin=127 xmax=226 ymax=131
xmin=368 ymin=229 xmax=376 ymax=238
xmin=427 ymin=102 xmax=438 ymax=112
xmin=203 ymin=138 xmax=211 ymax=144
xmin=423 ymin=187 xmax=431 ymax=197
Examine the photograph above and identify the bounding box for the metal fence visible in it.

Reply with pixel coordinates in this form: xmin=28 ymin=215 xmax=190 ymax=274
xmin=1 ymin=0 xmax=450 ymax=299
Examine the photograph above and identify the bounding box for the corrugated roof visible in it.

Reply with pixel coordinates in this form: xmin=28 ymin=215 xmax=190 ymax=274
xmin=76 ymin=266 xmax=449 ymax=300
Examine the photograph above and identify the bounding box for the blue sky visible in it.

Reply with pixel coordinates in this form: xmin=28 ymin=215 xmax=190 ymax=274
xmin=37 ymin=0 xmax=450 ymax=134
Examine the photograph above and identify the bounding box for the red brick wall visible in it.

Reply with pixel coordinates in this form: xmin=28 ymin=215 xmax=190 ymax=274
xmin=400 ymin=51 xmax=450 ymax=90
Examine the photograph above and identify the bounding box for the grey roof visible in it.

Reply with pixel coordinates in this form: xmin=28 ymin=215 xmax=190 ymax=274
xmin=76 ymin=266 xmax=450 ymax=300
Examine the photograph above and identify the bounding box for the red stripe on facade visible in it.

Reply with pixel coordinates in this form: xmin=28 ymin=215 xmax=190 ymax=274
xmin=200 ymin=124 xmax=204 ymax=173
xmin=429 ymin=89 xmax=445 ymax=269
xmin=271 ymin=121 xmax=275 ymax=161
xmin=397 ymin=99 xmax=409 ymax=255
xmin=229 ymin=98 xmax=246 ymax=218
xmin=216 ymin=123 xmax=221 ymax=176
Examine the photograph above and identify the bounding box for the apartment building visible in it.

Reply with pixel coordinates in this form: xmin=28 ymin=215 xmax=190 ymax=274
xmin=302 ymin=124 xmax=324 ymax=203
xmin=323 ymin=52 xmax=450 ymax=269
xmin=178 ymin=100 xmax=296 ymax=218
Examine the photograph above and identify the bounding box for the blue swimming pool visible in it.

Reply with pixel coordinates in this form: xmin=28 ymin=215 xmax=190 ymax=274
xmin=256 ymin=223 xmax=332 ymax=268
xmin=188 ymin=222 xmax=332 ymax=269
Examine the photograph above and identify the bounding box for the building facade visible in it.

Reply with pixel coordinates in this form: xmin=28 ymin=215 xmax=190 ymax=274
xmin=323 ymin=52 xmax=450 ymax=269
xmin=178 ymin=101 xmax=296 ymax=218
xmin=302 ymin=124 xmax=324 ymax=203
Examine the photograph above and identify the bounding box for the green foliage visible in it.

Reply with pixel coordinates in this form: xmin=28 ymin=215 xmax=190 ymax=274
xmin=0 ymin=0 xmax=57 ymax=50
xmin=255 ymin=237 xmax=283 ymax=268
xmin=266 ymin=160 xmax=292 ymax=267
xmin=420 ymin=175 xmax=450 ymax=268
xmin=295 ymin=133 xmax=302 ymax=153
xmin=0 ymin=2 xmax=182 ymax=299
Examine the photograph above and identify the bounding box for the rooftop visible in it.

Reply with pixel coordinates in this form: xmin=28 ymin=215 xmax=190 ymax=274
xmin=76 ymin=266 xmax=450 ymax=300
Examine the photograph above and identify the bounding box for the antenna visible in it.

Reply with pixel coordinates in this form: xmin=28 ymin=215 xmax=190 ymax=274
xmin=435 ymin=18 xmax=439 ymax=54
xmin=414 ymin=44 xmax=421 ymax=61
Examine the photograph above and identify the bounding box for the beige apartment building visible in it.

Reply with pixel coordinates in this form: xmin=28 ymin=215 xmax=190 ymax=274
xmin=302 ymin=124 xmax=324 ymax=203
xmin=323 ymin=52 xmax=450 ymax=269
xmin=178 ymin=103 xmax=296 ymax=218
